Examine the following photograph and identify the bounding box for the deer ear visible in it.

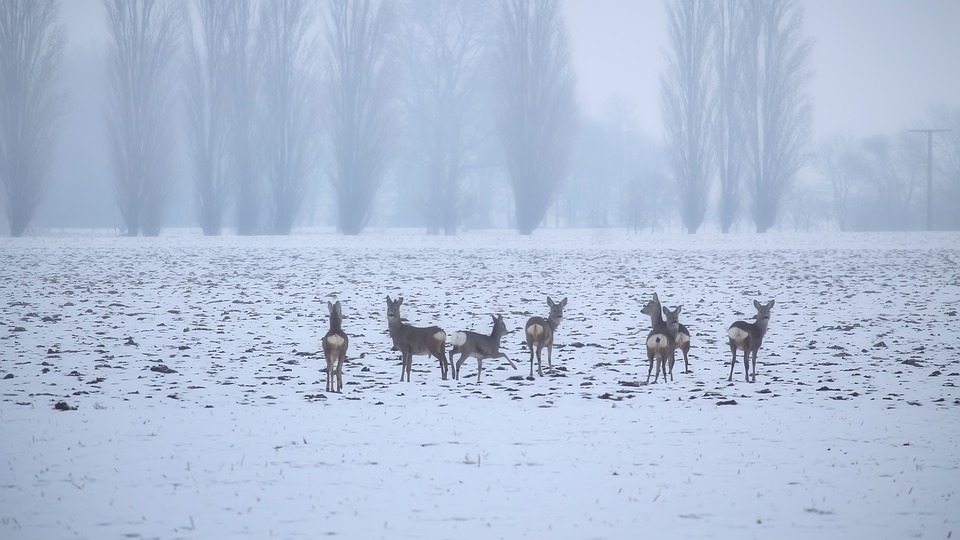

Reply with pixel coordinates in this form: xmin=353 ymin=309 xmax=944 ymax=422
xmin=677 ymin=305 xmax=682 ymax=315
xmin=754 ymin=299 xmax=762 ymax=310
xmin=652 ymin=292 xmax=659 ymax=302
xmin=767 ymin=299 xmax=775 ymax=309
xmin=662 ymin=306 xmax=670 ymax=317
xmin=397 ymin=297 xmax=403 ymax=306
xmin=386 ymin=295 xmax=392 ymax=304
xmin=335 ymin=301 xmax=342 ymax=312
xmin=559 ymin=297 xmax=567 ymax=308
xmin=328 ymin=301 xmax=334 ymax=312
xmin=491 ymin=314 xmax=498 ymax=323
xmin=547 ymin=297 xmax=554 ymax=307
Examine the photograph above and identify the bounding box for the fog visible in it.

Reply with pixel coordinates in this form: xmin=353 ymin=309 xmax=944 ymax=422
xmin=6 ymin=0 xmax=960 ymax=235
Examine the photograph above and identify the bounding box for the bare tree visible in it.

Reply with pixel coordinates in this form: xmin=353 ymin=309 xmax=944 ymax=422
xmin=741 ymin=0 xmax=812 ymax=233
xmin=928 ymin=105 xmax=960 ymax=230
xmin=326 ymin=0 xmax=396 ymax=235
xmin=493 ymin=0 xmax=576 ymax=235
xmin=104 ymin=0 xmax=182 ymax=237
xmin=814 ymin=134 xmax=864 ymax=231
xmin=397 ymin=0 xmax=490 ymax=235
xmin=258 ymin=0 xmax=319 ymax=235
xmin=661 ymin=0 xmax=714 ymax=234
xmin=712 ymin=0 xmax=747 ymax=233
xmin=185 ymin=0 xmax=231 ymax=235
xmin=0 ymin=0 xmax=65 ymax=237
xmin=228 ymin=0 xmax=259 ymax=235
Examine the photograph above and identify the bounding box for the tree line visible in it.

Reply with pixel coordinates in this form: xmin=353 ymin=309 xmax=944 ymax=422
xmin=1 ymin=0 xmax=575 ymax=237
xmin=1 ymin=0 xmax=958 ymax=237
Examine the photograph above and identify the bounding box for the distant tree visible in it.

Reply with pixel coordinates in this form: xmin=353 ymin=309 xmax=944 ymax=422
xmin=928 ymin=105 xmax=960 ymax=230
xmin=258 ymin=0 xmax=319 ymax=235
xmin=859 ymin=133 xmax=925 ymax=230
xmin=0 ymin=0 xmax=65 ymax=237
xmin=661 ymin=0 xmax=714 ymax=234
xmin=397 ymin=0 xmax=490 ymax=235
xmin=325 ymin=0 xmax=396 ymax=235
xmin=493 ymin=0 xmax=576 ymax=235
xmin=185 ymin=0 xmax=232 ymax=236
xmin=229 ymin=0 xmax=259 ymax=235
xmin=814 ymin=134 xmax=864 ymax=231
xmin=741 ymin=0 xmax=812 ymax=233
xmin=104 ymin=0 xmax=182 ymax=236
xmin=712 ymin=0 xmax=748 ymax=233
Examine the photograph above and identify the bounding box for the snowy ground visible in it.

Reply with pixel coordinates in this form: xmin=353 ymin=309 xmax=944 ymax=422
xmin=1 ymin=229 xmax=958 ymax=539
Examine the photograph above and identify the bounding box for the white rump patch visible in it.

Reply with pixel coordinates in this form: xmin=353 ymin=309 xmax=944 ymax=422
xmin=646 ymin=333 xmax=668 ymax=349
xmin=676 ymin=333 xmax=690 ymax=346
xmin=526 ymin=324 xmax=544 ymax=341
xmin=434 ymin=331 xmax=446 ymax=341
xmin=728 ymin=327 xmax=749 ymax=344
xmin=452 ymin=332 xmax=467 ymax=347
xmin=325 ymin=335 xmax=345 ymax=348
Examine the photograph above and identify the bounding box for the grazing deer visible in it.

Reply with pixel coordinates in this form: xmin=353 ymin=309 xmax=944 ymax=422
xmin=645 ymin=304 xmax=682 ymax=384
xmin=451 ymin=314 xmax=517 ymax=383
xmin=385 ymin=296 xmax=450 ymax=382
xmin=524 ymin=297 xmax=567 ymax=378
xmin=321 ymin=300 xmax=348 ymax=393
xmin=727 ymin=300 xmax=775 ymax=383
xmin=640 ymin=293 xmax=692 ymax=374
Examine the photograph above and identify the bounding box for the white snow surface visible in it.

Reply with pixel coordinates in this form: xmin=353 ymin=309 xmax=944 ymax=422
xmin=1 ymin=229 xmax=959 ymax=539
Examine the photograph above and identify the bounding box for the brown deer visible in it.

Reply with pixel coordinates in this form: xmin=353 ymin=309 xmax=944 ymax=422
xmin=524 ymin=296 xmax=567 ymax=378
xmin=640 ymin=292 xmax=692 ymax=374
xmin=451 ymin=314 xmax=517 ymax=383
xmin=727 ymin=299 xmax=775 ymax=383
xmin=386 ymin=296 xmax=449 ymax=382
xmin=645 ymin=304 xmax=682 ymax=384
xmin=321 ymin=300 xmax=348 ymax=392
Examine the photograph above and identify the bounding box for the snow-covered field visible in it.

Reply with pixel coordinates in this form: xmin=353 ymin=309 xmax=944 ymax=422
xmin=1 ymin=229 xmax=958 ymax=539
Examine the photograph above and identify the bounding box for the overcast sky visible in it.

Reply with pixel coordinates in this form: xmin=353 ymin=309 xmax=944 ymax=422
xmin=564 ymin=0 xmax=960 ymax=138
xmin=61 ymin=0 xmax=960 ymax=140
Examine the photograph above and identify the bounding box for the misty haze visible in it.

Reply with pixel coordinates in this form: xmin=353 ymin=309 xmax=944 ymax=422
xmin=2 ymin=1 xmax=959 ymax=539
xmin=1 ymin=0 xmax=957 ymax=235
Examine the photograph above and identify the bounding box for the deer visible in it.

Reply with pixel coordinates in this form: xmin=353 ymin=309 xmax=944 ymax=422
xmin=645 ymin=304 xmax=682 ymax=384
xmin=450 ymin=314 xmax=517 ymax=383
xmin=727 ymin=299 xmax=775 ymax=383
xmin=524 ymin=296 xmax=567 ymax=378
xmin=640 ymin=292 xmax=692 ymax=374
xmin=321 ymin=300 xmax=348 ymax=393
xmin=385 ymin=295 xmax=450 ymax=382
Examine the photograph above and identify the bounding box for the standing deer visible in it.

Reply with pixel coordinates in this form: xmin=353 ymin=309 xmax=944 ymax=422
xmin=451 ymin=314 xmax=517 ymax=383
xmin=640 ymin=292 xmax=692 ymax=374
xmin=727 ymin=299 xmax=775 ymax=382
xmin=386 ymin=296 xmax=450 ymax=382
xmin=321 ymin=300 xmax=348 ymax=392
xmin=524 ymin=296 xmax=567 ymax=378
xmin=645 ymin=304 xmax=682 ymax=384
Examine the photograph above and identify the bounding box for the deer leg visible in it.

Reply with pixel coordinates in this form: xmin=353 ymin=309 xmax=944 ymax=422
xmin=528 ymin=346 xmax=535 ymax=378
xmin=751 ymin=349 xmax=758 ymax=382
xmin=476 ymin=358 xmax=483 ymax=383
xmin=337 ymin=352 xmax=345 ymax=392
xmin=497 ymin=352 xmax=518 ymax=370
xmin=536 ymin=347 xmax=544 ymax=377
xmin=547 ymin=344 xmax=554 ymax=371
xmin=728 ymin=343 xmax=737 ymax=381
xmin=455 ymin=352 xmax=468 ymax=381
xmin=668 ymin=351 xmax=675 ymax=382
xmin=646 ymin=351 xmax=655 ymax=384
xmin=681 ymin=343 xmax=690 ymax=373
xmin=742 ymin=349 xmax=750 ymax=383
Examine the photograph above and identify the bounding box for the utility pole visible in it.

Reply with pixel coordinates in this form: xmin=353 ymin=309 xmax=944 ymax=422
xmin=908 ymin=128 xmax=950 ymax=231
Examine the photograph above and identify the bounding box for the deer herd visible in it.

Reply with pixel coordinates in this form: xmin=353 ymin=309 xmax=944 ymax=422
xmin=320 ymin=293 xmax=776 ymax=393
